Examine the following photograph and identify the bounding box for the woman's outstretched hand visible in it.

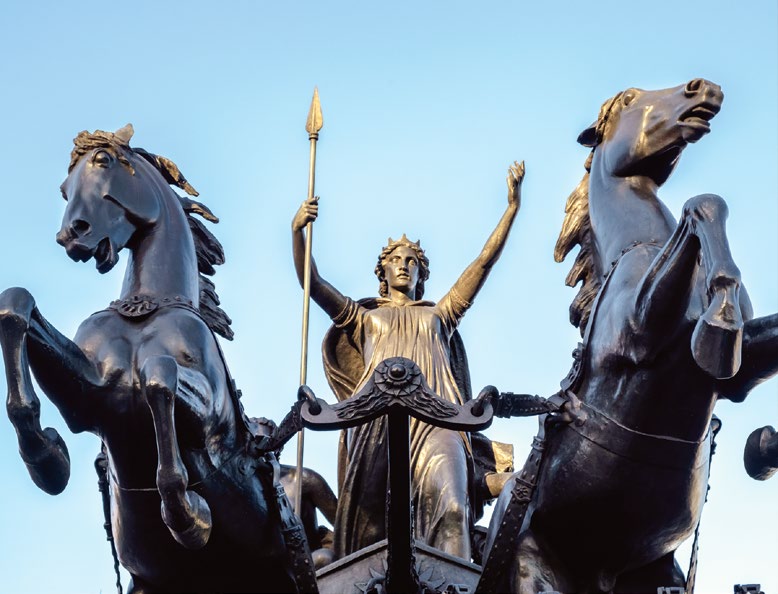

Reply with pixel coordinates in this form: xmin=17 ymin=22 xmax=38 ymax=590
xmin=507 ymin=161 xmax=525 ymax=209
xmin=292 ymin=197 xmax=319 ymax=231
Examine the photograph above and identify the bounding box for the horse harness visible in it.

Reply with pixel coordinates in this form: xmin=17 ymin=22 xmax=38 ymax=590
xmin=94 ymin=295 xmax=319 ymax=594
xmin=476 ymin=242 xmax=719 ymax=594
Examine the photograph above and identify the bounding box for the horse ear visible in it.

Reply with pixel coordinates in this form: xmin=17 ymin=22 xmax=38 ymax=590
xmin=114 ymin=124 xmax=134 ymax=145
xmin=578 ymin=122 xmax=599 ymax=148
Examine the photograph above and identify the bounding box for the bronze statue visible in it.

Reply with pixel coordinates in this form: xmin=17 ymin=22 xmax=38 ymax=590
xmin=744 ymin=424 xmax=778 ymax=480
xmin=0 ymin=126 xmax=311 ymax=593
xmin=291 ymin=161 xmax=524 ymax=561
xmin=479 ymin=79 xmax=778 ymax=594
xmin=3 ymin=84 xmax=774 ymax=594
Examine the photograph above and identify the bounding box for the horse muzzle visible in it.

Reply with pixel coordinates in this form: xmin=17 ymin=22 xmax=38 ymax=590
xmin=56 ymin=232 xmax=119 ymax=273
xmin=57 ymin=236 xmax=95 ymax=263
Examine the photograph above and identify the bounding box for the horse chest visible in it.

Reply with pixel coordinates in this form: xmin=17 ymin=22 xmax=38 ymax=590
xmin=76 ymin=311 xmax=208 ymax=402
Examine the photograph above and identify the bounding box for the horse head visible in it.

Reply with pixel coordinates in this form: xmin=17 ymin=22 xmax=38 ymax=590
xmin=56 ymin=125 xmax=163 ymax=273
xmin=57 ymin=124 xmax=200 ymax=276
xmin=580 ymin=79 xmax=723 ymax=186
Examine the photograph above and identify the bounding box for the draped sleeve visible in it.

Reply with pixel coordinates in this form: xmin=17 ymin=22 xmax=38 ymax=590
xmin=435 ymin=286 xmax=472 ymax=337
xmin=332 ymin=296 xmax=364 ymax=332
xmin=322 ymin=297 xmax=370 ymax=403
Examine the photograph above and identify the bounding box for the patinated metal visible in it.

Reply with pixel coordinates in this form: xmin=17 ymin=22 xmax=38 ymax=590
xmin=744 ymin=424 xmax=778 ymax=480
xmin=300 ymin=358 xmax=495 ymax=431
xmin=300 ymin=356 xmax=494 ymax=593
xmin=0 ymin=126 xmax=313 ymax=593
xmin=2 ymin=81 xmax=776 ymax=594
xmin=480 ymin=79 xmax=778 ymax=594
xmin=292 ymin=161 xmax=523 ymax=562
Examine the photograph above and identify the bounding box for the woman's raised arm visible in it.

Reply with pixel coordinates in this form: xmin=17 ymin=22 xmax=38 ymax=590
xmin=292 ymin=197 xmax=350 ymax=320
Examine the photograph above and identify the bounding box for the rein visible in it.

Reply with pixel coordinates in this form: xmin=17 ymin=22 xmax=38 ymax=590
xmin=563 ymin=391 xmax=713 ymax=470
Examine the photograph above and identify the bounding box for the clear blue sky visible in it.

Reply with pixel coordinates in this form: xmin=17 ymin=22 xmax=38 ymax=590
xmin=0 ymin=2 xmax=776 ymax=592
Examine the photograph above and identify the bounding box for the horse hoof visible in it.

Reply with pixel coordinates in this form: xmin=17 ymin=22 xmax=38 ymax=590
xmin=21 ymin=427 xmax=71 ymax=495
xmin=692 ymin=288 xmax=743 ymax=378
xmin=164 ymin=490 xmax=212 ymax=549
xmin=744 ymin=426 xmax=778 ymax=481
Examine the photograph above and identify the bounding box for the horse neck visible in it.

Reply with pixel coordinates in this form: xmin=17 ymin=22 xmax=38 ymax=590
xmin=120 ymin=191 xmax=199 ymax=303
xmin=588 ymin=153 xmax=677 ymax=270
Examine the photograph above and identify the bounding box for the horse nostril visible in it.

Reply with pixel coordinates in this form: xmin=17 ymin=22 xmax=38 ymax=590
xmin=71 ymin=219 xmax=91 ymax=237
xmin=55 ymin=229 xmax=70 ymax=246
xmin=685 ymin=78 xmax=704 ymax=97
xmin=56 ymin=220 xmax=91 ymax=245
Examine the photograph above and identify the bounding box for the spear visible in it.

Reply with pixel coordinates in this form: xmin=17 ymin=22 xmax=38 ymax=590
xmin=296 ymin=87 xmax=323 ymax=514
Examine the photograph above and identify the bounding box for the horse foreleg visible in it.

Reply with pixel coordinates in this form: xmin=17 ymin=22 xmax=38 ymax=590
xmin=718 ymin=313 xmax=778 ymax=401
xmin=635 ymin=194 xmax=743 ymax=378
xmin=686 ymin=194 xmax=745 ymax=378
xmin=141 ymin=355 xmax=212 ymax=549
xmin=0 ymin=287 xmax=70 ymax=495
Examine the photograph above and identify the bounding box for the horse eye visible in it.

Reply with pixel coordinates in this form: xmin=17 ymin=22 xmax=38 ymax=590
xmin=60 ymin=188 xmax=68 ymax=202
xmin=622 ymin=91 xmax=637 ymax=107
xmin=93 ymin=150 xmax=112 ymax=167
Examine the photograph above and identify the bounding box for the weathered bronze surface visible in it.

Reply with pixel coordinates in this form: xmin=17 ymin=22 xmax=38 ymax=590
xmin=300 ymin=356 xmax=496 ymax=593
xmin=2 ymin=80 xmax=775 ymax=594
xmin=315 ymin=538 xmax=482 ymax=594
xmin=479 ymin=79 xmax=778 ymax=594
xmin=744 ymin=424 xmax=778 ymax=480
xmin=291 ymin=161 xmax=522 ymax=561
xmin=0 ymin=126 xmax=311 ymax=593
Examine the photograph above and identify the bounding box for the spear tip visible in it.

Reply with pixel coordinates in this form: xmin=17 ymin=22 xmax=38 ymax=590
xmin=306 ymin=87 xmax=324 ymax=135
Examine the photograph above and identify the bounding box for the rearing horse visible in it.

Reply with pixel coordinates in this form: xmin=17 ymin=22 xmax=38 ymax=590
xmin=482 ymin=79 xmax=778 ymax=593
xmin=0 ymin=126 xmax=302 ymax=593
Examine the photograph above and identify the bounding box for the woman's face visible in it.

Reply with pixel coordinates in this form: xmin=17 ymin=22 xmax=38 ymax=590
xmin=383 ymin=245 xmax=420 ymax=296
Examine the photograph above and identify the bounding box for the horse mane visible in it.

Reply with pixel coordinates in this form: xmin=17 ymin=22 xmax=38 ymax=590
xmin=553 ymin=152 xmax=601 ymax=336
xmin=554 ymin=92 xmax=625 ymax=336
xmin=173 ymin=194 xmax=234 ymax=341
xmin=70 ymin=126 xmax=234 ymax=340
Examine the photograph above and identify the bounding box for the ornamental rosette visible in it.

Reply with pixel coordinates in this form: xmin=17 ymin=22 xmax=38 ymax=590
xmin=373 ymin=357 xmax=423 ymax=399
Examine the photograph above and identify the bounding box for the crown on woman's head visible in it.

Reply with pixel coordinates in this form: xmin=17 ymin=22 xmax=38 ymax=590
xmin=385 ymin=234 xmax=422 ymax=250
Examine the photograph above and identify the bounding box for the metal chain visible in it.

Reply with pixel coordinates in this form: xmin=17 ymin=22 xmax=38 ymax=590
xmin=685 ymin=522 xmax=701 ymax=594
xmin=685 ymin=416 xmax=721 ymax=594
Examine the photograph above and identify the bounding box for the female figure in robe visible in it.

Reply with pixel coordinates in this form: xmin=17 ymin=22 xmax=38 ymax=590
xmin=291 ymin=162 xmax=523 ymax=561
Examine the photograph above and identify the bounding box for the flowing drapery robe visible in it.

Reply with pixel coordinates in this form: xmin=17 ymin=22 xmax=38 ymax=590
xmin=323 ymin=292 xmax=475 ymax=560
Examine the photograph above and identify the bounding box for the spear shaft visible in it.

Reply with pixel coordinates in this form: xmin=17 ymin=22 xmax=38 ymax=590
xmin=297 ymin=88 xmax=323 ymax=515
